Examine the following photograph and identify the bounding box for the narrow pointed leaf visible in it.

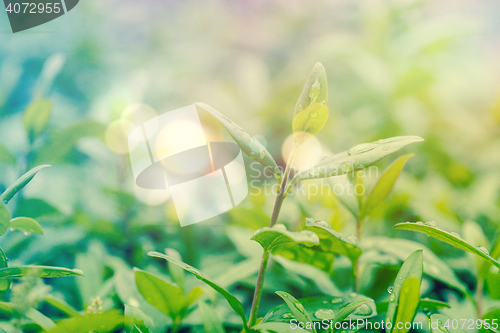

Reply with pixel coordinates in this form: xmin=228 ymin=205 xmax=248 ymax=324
xmin=275 ymin=291 xmax=316 ymax=333
xmin=360 ymin=154 xmax=413 ymax=219
xmin=0 ymin=165 xmax=51 ymax=204
xmin=23 ymin=100 xmax=51 ymax=143
xmin=305 ymin=219 xmax=362 ymax=262
xmin=44 ymin=296 xmax=79 ymax=317
xmin=386 ymin=250 xmax=423 ymax=333
xmin=147 ymin=251 xmax=249 ymax=330
xmin=44 ymin=310 xmax=124 ymax=333
xmin=25 ymin=308 xmax=56 ymax=330
xmin=293 ymin=136 xmax=423 ymax=182
xmin=198 ymin=301 xmax=226 ymax=333
xmin=392 ymin=277 xmax=421 ymax=333
xmin=195 ymin=103 xmax=279 ymax=173
xmin=480 ymin=309 xmax=500 ymax=333
xmin=0 ymin=203 xmax=10 ymax=236
xmin=394 ymin=222 xmax=500 ymax=270
xmin=0 ymin=249 xmax=10 ymax=297
xmin=292 ymin=104 xmax=328 ymax=145
xmin=0 ymin=266 xmax=84 ymax=279
xmin=9 ymin=217 xmax=44 ymax=235
xmin=294 ymin=63 xmax=328 ymax=118
xmin=0 ymin=143 xmax=16 ymax=165
xmin=165 ymin=248 xmax=186 ymax=292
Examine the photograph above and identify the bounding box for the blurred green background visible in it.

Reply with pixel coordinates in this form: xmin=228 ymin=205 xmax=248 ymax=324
xmin=1 ymin=0 xmax=500 ymax=331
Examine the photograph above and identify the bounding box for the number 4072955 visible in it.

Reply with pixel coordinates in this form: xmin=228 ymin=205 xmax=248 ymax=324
xmin=5 ymin=3 xmax=61 ymax=14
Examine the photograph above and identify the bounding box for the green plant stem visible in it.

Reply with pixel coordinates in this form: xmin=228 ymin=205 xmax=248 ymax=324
xmin=248 ymin=143 xmax=299 ymax=327
xmin=476 ymin=277 xmax=484 ymax=319
xmin=353 ymin=216 xmax=362 ymax=292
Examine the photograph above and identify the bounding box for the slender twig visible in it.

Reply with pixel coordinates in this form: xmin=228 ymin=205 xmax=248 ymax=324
xmin=248 ymin=143 xmax=299 ymax=327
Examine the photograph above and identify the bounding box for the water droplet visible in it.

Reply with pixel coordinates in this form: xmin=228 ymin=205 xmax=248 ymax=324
xmin=348 ymin=143 xmax=376 ymax=156
xmin=349 ymin=292 xmax=357 ymax=298
xmin=259 ymin=150 xmax=266 ymax=160
xmin=249 ymin=151 xmax=257 ymax=159
xmin=477 ymin=246 xmax=489 ymax=255
xmin=450 ymin=232 xmax=460 ymax=238
xmin=315 ymin=309 xmax=336 ymax=320
xmin=416 ymin=221 xmax=424 ymax=225
xmin=24 ymin=232 xmax=29 ymax=236
xmin=331 ymin=297 xmax=343 ymax=304
xmin=281 ymin=313 xmax=294 ymax=319
xmin=340 ymin=161 xmax=354 ymax=173
xmin=9 ymin=228 xmax=14 ymax=232
xmin=309 ymin=112 xmax=318 ymax=119
xmin=315 ymin=220 xmax=331 ymax=228
xmin=309 ymin=78 xmax=321 ymax=101
xmin=386 ymin=316 xmax=391 ymax=325
xmin=353 ymin=304 xmax=372 ymax=316
xmin=382 ymin=146 xmax=390 ymax=151
xmin=398 ymin=277 xmax=402 ymax=280
xmin=387 ymin=285 xmax=394 ymax=294
xmin=425 ymin=221 xmax=437 ymax=227
xmin=347 ymin=235 xmax=359 ymax=245
xmin=322 ymin=300 xmax=328 ymax=304
xmin=389 ymin=293 xmax=396 ymax=302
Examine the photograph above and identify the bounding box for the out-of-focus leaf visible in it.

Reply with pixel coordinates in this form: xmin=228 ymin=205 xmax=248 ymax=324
xmin=0 ymin=165 xmax=51 ymax=204
xmin=25 ymin=308 xmax=56 ymax=330
xmin=44 ymin=296 xmax=79 ymax=317
xmin=0 ymin=249 xmax=11 ymax=297
xmin=362 ymin=237 xmax=466 ymax=293
xmin=386 ymin=250 xmax=423 ymax=333
xmin=32 ymin=121 xmax=106 ymax=166
xmin=330 ymin=298 xmax=375 ymax=323
xmin=275 ymin=291 xmax=316 ymax=333
xmin=165 ymin=248 xmax=185 ymax=292
xmin=9 ymin=217 xmax=44 ymax=235
xmin=430 ymin=314 xmax=465 ymax=333
xmin=292 ymin=104 xmax=328 ymax=145
xmin=198 ymin=301 xmax=226 ymax=333
xmin=23 ymin=100 xmax=51 ymax=143
xmin=44 ymin=310 xmax=123 ymax=333
xmin=0 ymin=266 xmax=84 ymax=279
xmin=253 ymin=322 xmax=309 ymax=333
xmin=305 ymin=219 xmax=362 ymax=262
xmin=360 ymin=154 xmax=413 ymax=219
xmin=0 ymin=143 xmax=16 ymax=165
xmin=394 ymin=222 xmax=500 ymax=269
xmin=251 ymin=224 xmax=319 ymax=252
xmin=392 ymin=277 xmax=420 ymax=333
xmin=124 ymin=305 xmax=154 ymax=333
xmin=480 ymin=309 xmax=500 ymax=333
xmin=294 ymin=63 xmax=328 ymax=118
xmin=148 ymin=251 xmax=249 ymax=331
xmin=293 ymin=136 xmax=423 ymax=182
xmin=0 ymin=203 xmax=10 ymax=236
xmin=195 ymin=103 xmax=279 ymax=174
xmin=15 ymin=198 xmax=59 ymax=218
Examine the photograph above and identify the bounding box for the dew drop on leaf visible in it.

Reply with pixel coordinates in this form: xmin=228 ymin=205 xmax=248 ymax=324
xmin=353 ymin=304 xmax=372 ymax=316
xmin=340 ymin=161 xmax=354 ymax=173
xmin=347 ymin=143 xmax=376 ymax=156
xmin=389 ymin=293 xmax=396 ymax=302
xmin=281 ymin=313 xmax=294 ymax=319
xmin=387 ymin=285 xmax=394 ymax=294
xmin=450 ymin=232 xmax=460 ymax=238
xmin=315 ymin=309 xmax=336 ymax=320
xmin=309 ymin=112 xmax=318 ymax=119
xmin=331 ymin=297 xmax=342 ymax=304
xmin=424 ymin=221 xmax=438 ymax=227
xmin=477 ymin=246 xmax=489 ymax=255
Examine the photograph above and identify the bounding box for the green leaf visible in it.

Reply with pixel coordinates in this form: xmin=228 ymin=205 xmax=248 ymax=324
xmin=44 ymin=310 xmax=124 ymax=333
xmin=292 ymin=104 xmax=329 ymax=145
xmin=134 ymin=269 xmax=188 ymax=320
xmin=418 ymin=298 xmax=450 ymax=311
xmin=195 ymin=103 xmax=279 ymax=174
xmin=394 ymin=222 xmax=500 ymax=270
xmin=44 ymin=295 xmax=79 ymax=317
xmin=480 ymin=309 xmax=500 ymax=333
xmin=25 ymin=308 xmax=56 ymax=330
xmin=251 ymin=224 xmax=320 ymax=252
xmin=430 ymin=314 xmax=465 ymax=333
xmin=23 ymin=100 xmax=51 ymax=143
xmin=0 ymin=143 xmax=16 ymax=165
xmin=198 ymin=300 xmax=226 ymax=333
xmin=392 ymin=277 xmax=421 ymax=333
xmin=0 ymin=203 xmax=10 ymax=236
xmin=0 ymin=266 xmax=84 ymax=279
xmin=32 ymin=120 xmax=106 ymax=166
xmin=15 ymin=198 xmax=59 ymax=219
xmin=275 ymin=291 xmax=317 ymax=333
xmin=272 ymin=242 xmax=334 ymax=272
xmin=165 ymin=248 xmax=186 ymax=292
xmin=294 ymin=63 xmax=328 ymax=118
xmin=9 ymin=217 xmax=44 ymax=235
xmin=124 ymin=305 xmax=153 ymax=333
xmin=362 ymin=237 xmax=466 ymax=294
xmin=360 ymin=154 xmax=413 ymax=219
xmin=305 ymin=219 xmax=362 ymax=262
xmin=0 ymin=249 xmax=11 ymax=297
xmin=0 ymin=165 xmax=51 ymax=204
xmin=253 ymin=322 xmax=309 ymax=333
xmin=262 ymin=294 xmax=376 ymax=323
xmin=386 ymin=250 xmax=423 ymax=333
xmin=293 ymin=136 xmax=423 ymax=182
xmin=147 ymin=251 xmax=249 ymax=331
